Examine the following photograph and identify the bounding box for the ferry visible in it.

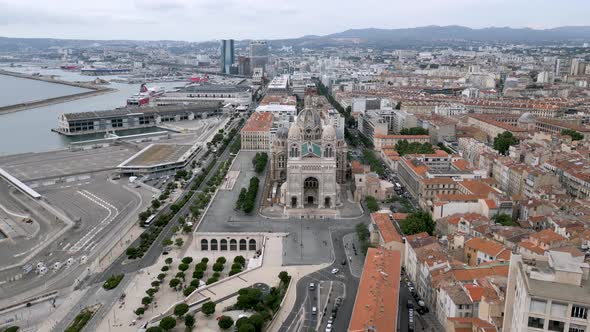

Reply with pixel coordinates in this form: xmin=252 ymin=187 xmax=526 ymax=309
xmin=126 ymin=83 xmax=165 ymax=106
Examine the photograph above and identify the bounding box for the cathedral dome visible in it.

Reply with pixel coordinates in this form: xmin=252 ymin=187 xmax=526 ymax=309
xmin=288 ymin=123 xmax=302 ymax=140
xmin=276 ymin=126 xmax=289 ymax=140
xmin=297 ymin=107 xmax=322 ymax=129
xmin=322 ymin=125 xmax=336 ymax=141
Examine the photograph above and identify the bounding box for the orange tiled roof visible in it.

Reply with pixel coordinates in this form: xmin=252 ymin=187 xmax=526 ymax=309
xmin=241 ymin=112 xmax=273 ymax=132
xmin=529 ymin=229 xmax=566 ymax=244
xmin=465 ymin=238 xmax=510 ymax=258
xmin=452 ymin=264 xmax=509 ymax=281
xmin=518 ymin=240 xmax=546 ymax=255
xmin=452 ymin=159 xmax=471 ymax=170
xmin=371 ymin=213 xmax=403 ymax=244
xmin=349 ymin=248 xmax=401 ymax=332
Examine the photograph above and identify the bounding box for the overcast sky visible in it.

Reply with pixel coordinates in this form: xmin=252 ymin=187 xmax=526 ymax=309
xmin=1 ymin=0 xmax=588 ymax=41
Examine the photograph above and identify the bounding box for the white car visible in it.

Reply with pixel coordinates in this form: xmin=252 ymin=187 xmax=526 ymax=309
xmin=325 ymin=324 xmax=333 ymax=332
xmin=331 ymin=268 xmax=339 ymax=274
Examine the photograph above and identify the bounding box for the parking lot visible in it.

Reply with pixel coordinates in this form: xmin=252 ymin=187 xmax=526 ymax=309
xmin=0 ymin=145 xmax=139 ymax=182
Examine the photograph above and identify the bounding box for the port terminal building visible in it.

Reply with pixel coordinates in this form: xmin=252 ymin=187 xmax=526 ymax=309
xmin=154 ymin=83 xmax=252 ymax=106
xmin=117 ymin=143 xmax=203 ymax=176
xmin=54 ymin=103 xmax=221 ymax=136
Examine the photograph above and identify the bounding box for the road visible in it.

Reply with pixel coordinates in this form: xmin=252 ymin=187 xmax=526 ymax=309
xmin=278 ymin=229 xmax=361 ymax=332
xmin=50 ymin=125 xmax=242 ymax=332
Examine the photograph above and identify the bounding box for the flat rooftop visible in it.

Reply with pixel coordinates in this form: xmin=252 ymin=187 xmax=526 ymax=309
xmin=120 ymin=144 xmax=192 ymax=168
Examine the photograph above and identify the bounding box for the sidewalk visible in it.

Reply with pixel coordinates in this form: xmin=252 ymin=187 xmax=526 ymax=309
xmin=95 ymin=234 xmax=327 ymax=331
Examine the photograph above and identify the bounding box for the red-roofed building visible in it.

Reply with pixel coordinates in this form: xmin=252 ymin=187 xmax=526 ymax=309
xmin=240 ymin=112 xmax=273 ymax=150
xmin=464 ymin=238 xmax=511 ymax=266
xmin=348 ymin=248 xmax=401 ymax=332
xmin=369 ymin=213 xmax=405 ymax=259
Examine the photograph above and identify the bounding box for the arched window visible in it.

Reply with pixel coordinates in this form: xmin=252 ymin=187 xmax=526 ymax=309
xmin=248 ymin=239 xmax=257 ymax=251
xmin=201 ymin=239 xmax=208 ymax=251
xmin=239 ymin=239 xmax=247 ymax=250
xmin=220 ymin=239 xmax=228 ymax=251
xmin=210 ymin=239 xmax=218 ymax=250
xmin=230 ymin=239 xmax=237 ymax=251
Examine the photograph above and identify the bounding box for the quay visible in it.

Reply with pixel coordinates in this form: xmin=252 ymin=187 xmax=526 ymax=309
xmin=0 ymin=69 xmax=116 ymax=115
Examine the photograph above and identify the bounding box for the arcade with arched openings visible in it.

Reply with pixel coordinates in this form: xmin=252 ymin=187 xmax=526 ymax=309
xmin=195 ymin=233 xmax=263 ymax=252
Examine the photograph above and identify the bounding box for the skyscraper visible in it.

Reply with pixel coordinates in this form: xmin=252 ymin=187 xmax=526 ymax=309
xmin=220 ymin=39 xmax=234 ymax=74
xmin=249 ymin=40 xmax=269 ymax=70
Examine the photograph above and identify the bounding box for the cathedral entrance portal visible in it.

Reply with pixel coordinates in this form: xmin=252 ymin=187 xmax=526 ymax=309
xmin=291 ymin=197 xmax=297 ymax=208
xmin=303 ymin=177 xmax=319 ymax=207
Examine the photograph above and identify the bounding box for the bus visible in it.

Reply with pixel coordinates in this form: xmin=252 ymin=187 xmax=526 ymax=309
xmin=408 ymin=307 xmax=415 ymax=332
xmin=142 ymin=214 xmax=156 ymax=227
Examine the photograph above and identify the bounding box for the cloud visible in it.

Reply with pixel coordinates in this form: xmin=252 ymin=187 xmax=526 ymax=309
xmin=0 ymin=0 xmax=588 ymax=41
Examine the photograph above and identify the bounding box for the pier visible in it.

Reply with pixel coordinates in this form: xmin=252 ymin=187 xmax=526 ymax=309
xmin=0 ymin=70 xmax=116 ymax=115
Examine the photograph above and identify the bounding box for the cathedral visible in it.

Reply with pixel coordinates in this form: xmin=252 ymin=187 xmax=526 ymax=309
xmin=270 ymin=97 xmax=347 ymax=209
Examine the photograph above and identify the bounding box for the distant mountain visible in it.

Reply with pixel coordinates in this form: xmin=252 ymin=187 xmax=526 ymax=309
xmin=1 ymin=26 xmax=590 ymax=52
xmin=270 ymin=25 xmax=590 ymax=48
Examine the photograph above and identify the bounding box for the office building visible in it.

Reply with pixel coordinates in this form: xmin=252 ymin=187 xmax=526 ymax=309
xmin=249 ymin=40 xmax=269 ymax=70
xmin=220 ymin=39 xmax=235 ymax=74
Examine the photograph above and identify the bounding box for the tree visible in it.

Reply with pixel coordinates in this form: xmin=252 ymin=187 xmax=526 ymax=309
xmin=400 ymin=210 xmax=435 ymax=235
xmin=169 ymin=278 xmax=181 ymax=289
xmin=165 ymin=257 xmax=173 ymax=265
xmin=159 ymin=316 xmax=176 ymax=331
xmin=355 ymin=223 xmax=370 ymax=242
xmin=146 ymin=288 xmax=157 ymax=297
xmin=365 ymin=196 xmax=379 ymax=212
xmin=162 ymin=238 xmax=173 ymax=246
xmin=184 ymin=314 xmax=195 ymax=330
xmin=174 ymin=303 xmax=189 ymax=318
xmin=562 ymin=129 xmax=584 ymax=141
xmin=193 ymin=270 xmax=204 ymax=279
xmin=235 ymin=317 xmax=249 ymax=329
xmin=142 ymin=296 xmax=152 ymax=306
xmin=247 ymin=313 xmax=265 ymax=331
xmin=201 ymin=257 xmax=209 ymax=263
xmin=400 ymin=127 xmax=429 ymax=135
xmin=278 ymin=271 xmax=291 ymax=284
xmin=238 ymin=323 xmax=256 ymax=332
xmin=213 ymin=262 xmax=224 ymax=272
xmin=151 ymin=280 xmax=160 ymax=287
xmin=178 ymin=263 xmax=189 ymax=272
xmin=236 ymin=288 xmax=262 ymax=310
xmin=216 ymin=256 xmax=227 ymax=264
xmin=234 ymin=255 xmax=246 ymax=266
xmin=135 ymin=307 xmax=145 ymax=316
xmin=181 ymin=256 xmax=193 ymax=264
xmin=201 ymin=301 xmax=216 ymax=316
xmin=190 ymin=279 xmax=200 ymax=288
xmin=175 ymin=238 xmax=184 ymax=248
xmin=218 ymin=316 xmax=234 ymax=329
xmin=151 ymin=199 xmax=161 ymax=209
xmin=183 ymin=286 xmax=196 ymax=297
xmin=493 ymin=213 xmax=517 ymax=226
xmin=493 ymin=131 xmax=519 ymax=155
xmin=206 ymin=277 xmax=218 ymax=285
xmin=236 ymin=188 xmax=247 ymax=210
xmin=175 ymin=272 xmax=185 ymax=280
xmin=157 ymin=273 xmax=166 ymax=281
xmin=146 ymin=327 xmax=163 ymax=332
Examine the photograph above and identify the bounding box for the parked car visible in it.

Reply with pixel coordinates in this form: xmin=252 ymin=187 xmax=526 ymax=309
xmin=331 ymin=268 xmax=340 ymax=274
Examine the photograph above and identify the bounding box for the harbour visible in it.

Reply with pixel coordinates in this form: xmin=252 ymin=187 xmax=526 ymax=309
xmin=0 ymin=66 xmax=184 ymax=155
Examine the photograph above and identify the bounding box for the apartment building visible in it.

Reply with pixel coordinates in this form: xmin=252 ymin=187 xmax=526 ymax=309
xmin=503 ymin=251 xmax=590 ymax=332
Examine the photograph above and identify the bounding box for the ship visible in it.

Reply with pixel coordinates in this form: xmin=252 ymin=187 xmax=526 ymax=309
xmin=126 ymin=83 xmax=165 ymax=106
xmin=81 ymin=65 xmax=132 ymax=76
xmin=60 ymin=64 xmax=81 ymax=70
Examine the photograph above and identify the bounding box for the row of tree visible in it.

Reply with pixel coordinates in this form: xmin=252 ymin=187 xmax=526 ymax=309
xmin=236 ymin=177 xmax=260 ymax=213
xmin=400 ymin=127 xmax=429 ymax=135
xmin=252 ymin=152 xmax=268 ymax=174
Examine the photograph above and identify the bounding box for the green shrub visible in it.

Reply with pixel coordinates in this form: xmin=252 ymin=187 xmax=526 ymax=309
xmin=102 ymin=274 xmax=124 ymax=290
